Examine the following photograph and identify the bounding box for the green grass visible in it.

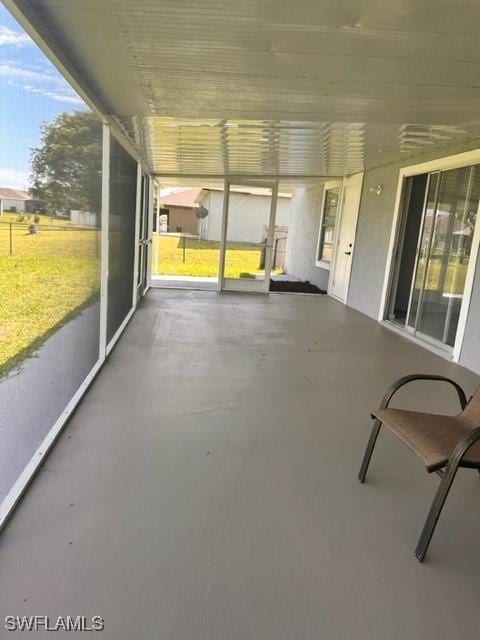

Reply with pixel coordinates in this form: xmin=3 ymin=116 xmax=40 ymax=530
xmin=0 ymin=211 xmax=74 ymax=226
xmin=424 ymin=256 xmax=468 ymax=295
xmin=152 ymin=234 xmax=265 ymax=278
xmin=0 ymin=214 xmax=100 ymax=376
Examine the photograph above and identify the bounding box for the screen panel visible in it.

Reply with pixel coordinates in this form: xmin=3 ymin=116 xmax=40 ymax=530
xmin=107 ymin=137 xmax=137 ymax=344
xmin=0 ymin=4 xmax=102 ymax=502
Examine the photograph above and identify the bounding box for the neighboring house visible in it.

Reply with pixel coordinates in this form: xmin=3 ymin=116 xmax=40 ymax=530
xmin=0 ymin=188 xmax=31 ymax=214
xmin=159 ymin=188 xmax=202 ymax=234
xmin=0 ymin=188 xmax=46 ymax=215
xmin=197 ymin=188 xmax=291 ymax=243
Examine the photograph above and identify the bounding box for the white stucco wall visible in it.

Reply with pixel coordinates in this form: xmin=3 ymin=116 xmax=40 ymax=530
xmin=284 ymin=184 xmax=330 ymax=291
xmin=199 ymin=190 xmax=291 ymax=243
xmin=0 ymin=198 xmax=27 ymax=212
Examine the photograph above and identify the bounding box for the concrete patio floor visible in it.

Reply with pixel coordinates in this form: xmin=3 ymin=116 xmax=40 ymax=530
xmin=1 ymin=289 xmax=479 ymax=639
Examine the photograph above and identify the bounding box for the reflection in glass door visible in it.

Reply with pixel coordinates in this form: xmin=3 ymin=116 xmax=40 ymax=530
xmin=220 ymin=181 xmax=278 ymax=292
xmin=392 ymin=164 xmax=480 ymax=349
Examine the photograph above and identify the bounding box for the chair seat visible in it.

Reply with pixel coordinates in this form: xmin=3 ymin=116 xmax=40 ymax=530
xmin=373 ymin=408 xmax=480 ymax=471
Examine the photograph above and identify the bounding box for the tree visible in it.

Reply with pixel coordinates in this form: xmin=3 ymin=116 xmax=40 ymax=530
xmin=30 ymin=111 xmax=102 ymax=214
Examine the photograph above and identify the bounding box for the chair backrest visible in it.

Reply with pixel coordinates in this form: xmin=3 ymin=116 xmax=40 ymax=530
xmin=463 ymin=386 xmax=480 ymax=423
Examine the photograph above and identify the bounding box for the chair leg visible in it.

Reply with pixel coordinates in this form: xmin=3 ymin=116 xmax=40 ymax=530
xmin=414 ymin=461 xmax=459 ymax=562
xmin=358 ymin=419 xmax=382 ymax=483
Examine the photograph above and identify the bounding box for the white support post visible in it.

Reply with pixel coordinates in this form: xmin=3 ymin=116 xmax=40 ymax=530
xmin=263 ymin=179 xmax=279 ymax=293
xmin=454 ymin=198 xmax=480 ymax=361
xmin=132 ymin=163 xmax=142 ymax=308
xmin=145 ymin=177 xmax=154 ymax=292
xmin=99 ymin=123 xmax=110 ymax=359
xmin=217 ymin=178 xmax=230 ymax=291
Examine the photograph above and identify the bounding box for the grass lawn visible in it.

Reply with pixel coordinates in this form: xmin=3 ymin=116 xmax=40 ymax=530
xmin=152 ymin=234 xmax=265 ymax=278
xmin=0 ymin=214 xmax=100 ymax=376
xmin=424 ymin=255 xmax=468 ymax=295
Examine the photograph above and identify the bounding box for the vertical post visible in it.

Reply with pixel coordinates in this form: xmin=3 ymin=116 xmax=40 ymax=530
xmin=453 ymin=188 xmax=480 ymax=362
xmin=259 ymin=243 xmax=266 ymax=270
xmin=99 ymin=123 xmax=110 ymax=360
xmin=217 ymin=178 xmax=230 ymax=291
xmin=182 ymin=235 xmax=186 ymax=263
xmin=132 ymin=163 xmax=142 ymax=307
xmin=145 ymin=177 xmax=154 ymax=292
xmin=263 ymin=179 xmax=279 ymax=293
xmin=9 ymin=222 xmax=12 ymax=256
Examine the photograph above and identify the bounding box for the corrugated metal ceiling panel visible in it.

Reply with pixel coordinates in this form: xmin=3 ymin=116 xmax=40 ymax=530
xmin=17 ymin=0 xmax=480 ymax=176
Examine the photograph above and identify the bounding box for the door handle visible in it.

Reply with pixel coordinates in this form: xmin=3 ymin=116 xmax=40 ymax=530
xmin=344 ymin=251 xmax=352 ymax=255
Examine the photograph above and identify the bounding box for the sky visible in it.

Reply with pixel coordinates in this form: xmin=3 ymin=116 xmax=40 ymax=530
xmin=0 ymin=3 xmax=87 ymax=190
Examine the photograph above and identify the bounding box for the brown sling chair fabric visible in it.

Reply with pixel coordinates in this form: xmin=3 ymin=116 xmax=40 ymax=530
xmin=358 ymin=375 xmax=480 ymax=562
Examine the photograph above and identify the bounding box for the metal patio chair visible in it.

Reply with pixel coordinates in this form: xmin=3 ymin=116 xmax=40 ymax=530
xmin=358 ymin=374 xmax=480 ymax=562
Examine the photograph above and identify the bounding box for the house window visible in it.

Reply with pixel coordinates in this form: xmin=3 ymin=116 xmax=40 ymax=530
xmin=317 ymin=187 xmax=340 ymax=265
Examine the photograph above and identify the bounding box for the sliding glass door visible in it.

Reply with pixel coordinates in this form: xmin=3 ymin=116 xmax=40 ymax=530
xmin=391 ymin=164 xmax=480 ymax=349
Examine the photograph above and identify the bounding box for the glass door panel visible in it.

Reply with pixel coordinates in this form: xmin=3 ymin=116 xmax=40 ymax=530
xmin=221 ymin=182 xmax=277 ymax=292
xmin=405 ymin=165 xmax=480 ymax=348
xmin=407 ymin=173 xmax=439 ymax=329
xmin=416 ymin=165 xmax=479 ymax=346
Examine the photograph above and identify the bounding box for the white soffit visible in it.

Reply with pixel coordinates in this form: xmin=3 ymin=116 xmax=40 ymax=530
xmin=17 ymin=0 xmax=480 ymax=177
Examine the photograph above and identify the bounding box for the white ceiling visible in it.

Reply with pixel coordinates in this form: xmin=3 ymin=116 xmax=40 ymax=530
xmin=14 ymin=0 xmax=480 ymax=178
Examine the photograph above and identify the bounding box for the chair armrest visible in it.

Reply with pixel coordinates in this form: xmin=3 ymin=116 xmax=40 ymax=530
xmin=449 ymin=426 xmax=480 ymax=466
xmin=375 ymin=374 xmax=467 ymax=413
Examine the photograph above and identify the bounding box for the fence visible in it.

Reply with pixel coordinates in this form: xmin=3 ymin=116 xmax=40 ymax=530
xmin=262 ymin=225 xmax=288 ymax=269
xmin=0 ymin=221 xmax=101 ymax=258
